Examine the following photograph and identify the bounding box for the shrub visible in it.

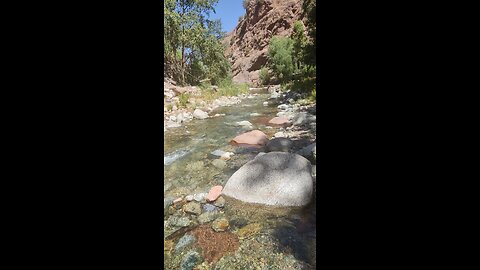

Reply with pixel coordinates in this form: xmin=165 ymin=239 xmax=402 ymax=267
xmin=166 ymin=104 xmax=173 ymax=111
xmin=259 ymin=67 xmax=270 ymax=86
xmin=178 ymin=93 xmax=190 ymax=108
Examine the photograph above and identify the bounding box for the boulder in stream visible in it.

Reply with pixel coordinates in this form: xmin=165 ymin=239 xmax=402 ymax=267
xmin=193 ymin=109 xmax=209 ymax=119
xmin=231 ymin=130 xmax=268 ymax=147
xmin=222 ymin=152 xmax=313 ymax=206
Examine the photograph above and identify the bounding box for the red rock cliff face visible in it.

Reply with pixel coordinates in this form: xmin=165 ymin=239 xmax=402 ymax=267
xmin=224 ymin=0 xmax=306 ymax=86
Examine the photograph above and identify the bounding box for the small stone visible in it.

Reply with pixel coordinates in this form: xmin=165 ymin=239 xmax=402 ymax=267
xmin=210 ymin=149 xmax=226 ymax=157
xmin=213 ymin=196 xmax=225 ymax=207
xmin=206 ymin=185 xmax=223 ymax=202
xmin=263 ymin=101 xmax=268 ymax=106
xmin=277 ymin=104 xmax=289 ymax=110
xmin=212 ymin=159 xmax=226 ymax=169
xmin=180 ymin=251 xmax=202 ymax=270
xmin=212 ymin=218 xmax=229 ymax=232
xmin=175 ymin=234 xmax=196 ymax=253
xmin=202 ymin=203 xmax=218 ymax=212
xmin=220 ymin=152 xmax=234 ymax=160
xmin=183 ymin=201 xmax=202 ymax=215
xmin=250 ymin=113 xmax=261 ymax=116
xmin=193 ymin=193 xmax=207 ymax=203
xmin=185 ymin=195 xmax=194 ymax=201
xmin=164 ymin=197 xmax=174 ymax=216
xmin=274 ymin=131 xmax=287 ymax=138
xmin=173 ymin=197 xmax=183 ymax=204
xmin=164 ymin=240 xmax=175 ymax=251
xmin=175 ymin=217 xmax=191 ymax=227
xmin=197 ymin=211 xmax=219 ymax=224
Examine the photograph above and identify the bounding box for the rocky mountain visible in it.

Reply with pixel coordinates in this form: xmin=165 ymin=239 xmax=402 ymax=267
xmin=224 ymin=0 xmax=307 ymax=85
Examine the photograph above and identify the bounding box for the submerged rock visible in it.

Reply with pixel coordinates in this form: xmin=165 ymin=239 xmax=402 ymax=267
xmin=222 ymin=152 xmax=313 ymax=206
xmin=212 ymin=218 xmax=229 ymax=232
xmin=180 ymin=251 xmax=202 ymax=270
xmin=183 ymin=202 xmax=202 ymax=215
xmin=211 ymin=159 xmax=226 ymax=169
xmin=213 ymin=196 xmax=226 ymax=207
xmin=175 ymin=234 xmax=196 ymax=253
xmin=197 ymin=211 xmax=219 ymax=224
xmin=206 ymin=185 xmax=223 ymax=202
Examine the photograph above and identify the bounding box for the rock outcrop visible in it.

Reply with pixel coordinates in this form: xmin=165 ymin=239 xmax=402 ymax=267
xmin=222 ymin=152 xmax=313 ymax=206
xmin=224 ymin=0 xmax=307 ymax=85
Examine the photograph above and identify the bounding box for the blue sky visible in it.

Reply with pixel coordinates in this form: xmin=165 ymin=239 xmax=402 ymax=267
xmin=209 ymin=0 xmax=246 ymax=34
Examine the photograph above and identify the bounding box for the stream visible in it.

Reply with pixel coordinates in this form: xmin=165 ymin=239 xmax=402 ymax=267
xmin=164 ymin=90 xmax=316 ymax=269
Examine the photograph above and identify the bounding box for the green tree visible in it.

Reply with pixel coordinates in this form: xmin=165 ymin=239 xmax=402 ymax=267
xmin=164 ymin=0 xmax=230 ymax=86
xmin=291 ymin=21 xmax=308 ymax=71
xmin=267 ymin=36 xmax=294 ymax=83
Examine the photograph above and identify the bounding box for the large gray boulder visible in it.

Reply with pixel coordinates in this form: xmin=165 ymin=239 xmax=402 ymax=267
xmin=222 ymin=152 xmax=313 ymax=206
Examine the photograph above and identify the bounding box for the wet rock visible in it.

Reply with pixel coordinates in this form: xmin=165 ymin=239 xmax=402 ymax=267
xmin=213 ymin=196 xmax=225 ymax=207
xmin=206 ymin=185 xmax=223 ymax=202
xmin=212 ymin=218 xmax=229 ymax=232
xmin=175 ymin=234 xmax=196 ymax=253
xmin=268 ymin=116 xmax=290 ymax=125
xmin=193 ymin=109 xmax=209 ymax=119
xmin=202 ymin=203 xmax=218 ymax=212
xmin=180 ymin=250 xmax=202 ymax=270
xmin=220 ymin=152 xmax=234 ymax=160
xmin=296 ymin=142 xmax=316 ymax=159
xmin=237 ymin=223 xmax=262 ymax=239
xmin=193 ymin=193 xmax=207 ymax=203
xmin=167 ymin=216 xmax=191 ymax=228
xmin=231 ymin=130 xmax=269 ymax=147
xmin=183 ymin=202 xmax=202 ymax=215
xmin=223 ymin=152 xmax=313 ymax=206
xmin=265 ymin=138 xmax=293 ymax=153
xmin=164 ymin=197 xmax=174 ymax=216
xmin=186 ymin=161 xmax=204 ymax=171
xmin=210 ymin=149 xmax=227 ymax=157
xmin=211 ymin=159 xmax=226 ymax=169
xmin=197 ymin=211 xmax=219 ymax=224
xmin=164 ymin=239 xmax=175 ymax=251
xmin=236 ymin=120 xmax=253 ymax=127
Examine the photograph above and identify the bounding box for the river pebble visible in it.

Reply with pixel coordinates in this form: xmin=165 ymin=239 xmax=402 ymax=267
xmin=183 ymin=202 xmax=202 ymax=215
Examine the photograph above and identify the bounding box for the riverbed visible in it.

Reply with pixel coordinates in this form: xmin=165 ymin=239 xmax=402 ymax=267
xmin=164 ymin=91 xmax=316 ymax=269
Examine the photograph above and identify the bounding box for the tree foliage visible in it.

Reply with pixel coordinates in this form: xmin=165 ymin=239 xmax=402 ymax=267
xmin=267 ymin=36 xmax=294 ymax=83
xmin=164 ymin=0 xmax=231 ymax=85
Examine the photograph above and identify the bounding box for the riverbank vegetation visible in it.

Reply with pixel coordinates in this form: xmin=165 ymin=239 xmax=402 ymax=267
xmin=260 ymin=0 xmax=316 ymax=100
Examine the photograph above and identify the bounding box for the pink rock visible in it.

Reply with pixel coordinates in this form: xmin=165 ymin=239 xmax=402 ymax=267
xmin=173 ymin=197 xmax=183 ymax=204
xmin=206 ymin=186 xmax=223 ymax=202
xmin=231 ymin=130 xmax=269 ymax=146
xmin=268 ymin=116 xmax=290 ymax=125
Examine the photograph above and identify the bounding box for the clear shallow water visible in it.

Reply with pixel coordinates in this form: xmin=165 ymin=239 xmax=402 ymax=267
xmin=164 ymin=92 xmax=316 ymax=269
